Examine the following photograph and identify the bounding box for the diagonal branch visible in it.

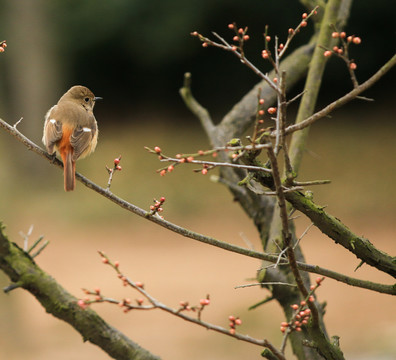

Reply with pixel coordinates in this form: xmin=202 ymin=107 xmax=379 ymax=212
xmin=284 ymin=190 xmax=396 ymax=278
xmin=280 ymin=53 xmax=396 ymax=137
xmin=1 ymin=117 xmax=394 ymax=294
xmin=245 ymin=156 xmax=396 ymax=278
xmin=0 ymin=223 xmax=160 ymax=360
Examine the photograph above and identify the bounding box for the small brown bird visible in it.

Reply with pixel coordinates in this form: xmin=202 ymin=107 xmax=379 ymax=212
xmin=42 ymin=85 xmax=101 ymax=191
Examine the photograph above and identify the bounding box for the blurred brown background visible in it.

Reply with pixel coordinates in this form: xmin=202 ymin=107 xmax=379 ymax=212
xmin=0 ymin=0 xmax=395 ymax=359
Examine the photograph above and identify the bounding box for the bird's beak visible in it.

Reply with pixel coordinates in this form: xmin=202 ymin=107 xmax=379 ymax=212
xmin=94 ymin=97 xmax=103 ymax=101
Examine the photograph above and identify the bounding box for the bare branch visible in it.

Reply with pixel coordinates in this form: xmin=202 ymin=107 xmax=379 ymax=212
xmin=92 ymin=254 xmax=279 ymax=351
xmin=281 ymin=54 xmax=396 ymax=136
xmin=210 ymin=31 xmax=280 ymax=95
xmin=1 ymin=117 xmax=395 ymax=294
xmin=159 ymin=156 xmax=272 ymax=173
xmin=266 ymin=144 xmax=313 ymax=303
xmin=235 ymin=282 xmax=296 ymax=289
xmin=179 ymin=72 xmax=215 ymax=135
xmin=0 ymin=224 xmax=160 ymax=360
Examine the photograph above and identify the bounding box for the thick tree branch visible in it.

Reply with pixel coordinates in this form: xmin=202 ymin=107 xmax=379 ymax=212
xmin=0 ymin=223 xmax=160 ymax=360
xmin=288 ymin=0 xmax=346 ymax=173
xmin=284 ymin=191 xmax=396 ymax=278
xmin=247 ymin=158 xmax=396 ymax=278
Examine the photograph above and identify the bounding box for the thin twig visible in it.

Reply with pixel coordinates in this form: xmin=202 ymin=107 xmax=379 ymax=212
xmin=248 ymin=296 xmax=275 ymax=310
xmin=239 ymin=232 xmax=255 ymax=251
xmin=274 ymin=247 xmax=288 ymax=268
xmin=31 ymin=240 xmax=50 ymax=258
xmin=208 ymin=31 xmax=280 ymax=95
xmin=294 ymin=223 xmax=315 ymax=249
xmin=27 ymin=235 xmax=45 ymax=254
xmin=278 ymin=71 xmax=293 ymax=178
xmin=13 ymin=117 xmax=23 ymax=128
xmin=235 ymin=282 xmax=296 ymax=289
xmin=293 ymin=180 xmax=331 ymax=186
xmin=278 ymin=54 xmax=396 ymax=136
xmin=215 ymin=144 xmax=271 ymax=152
xmin=106 ymin=168 xmax=116 ymax=190
xmin=159 ymin=156 xmax=273 ymax=173
xmin=266 ymin=144 xmax=321 ymax=331
xmin=286 ymin=90 xmax=307 ymax=106
xmin=19 ymin=224 xmax=34 ymax=251
xmin=257 ymin=186 xmax=304 ymax=196
xmin=278 ymin=6 xmax=319 ymax=59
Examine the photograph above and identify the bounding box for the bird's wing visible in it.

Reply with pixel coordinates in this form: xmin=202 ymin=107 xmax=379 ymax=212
xmin=43 ymin=106 xmax=63 ymax=154
xmin=70 ymin=120 xmax=97 ymax=161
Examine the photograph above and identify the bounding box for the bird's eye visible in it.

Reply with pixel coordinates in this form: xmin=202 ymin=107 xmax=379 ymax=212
xmin=84 ymin=97 xmax=90 ymax=103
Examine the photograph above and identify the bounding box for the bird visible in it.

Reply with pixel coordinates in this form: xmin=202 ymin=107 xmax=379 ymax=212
xmin=42 ymin=85 xmax=101 ymax=191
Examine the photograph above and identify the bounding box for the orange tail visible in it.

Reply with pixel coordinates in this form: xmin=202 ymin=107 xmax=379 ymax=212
xmin=60 ymin=149 xmax=75 ymax=191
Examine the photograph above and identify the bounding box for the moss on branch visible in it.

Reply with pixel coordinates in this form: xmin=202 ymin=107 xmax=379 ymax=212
xmin=284 ymin=192 xmax=396 ymax=278
xmin=0 ymin=222 xmax=160 ymax=360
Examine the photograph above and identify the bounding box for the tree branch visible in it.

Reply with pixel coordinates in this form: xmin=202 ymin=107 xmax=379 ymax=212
xmin=281 ymin=53 xmax=396 ymax=137
xmin=288 ymin=0 xmax=349 ymax=173
xmin=0 ymin=223 xmax=160 ymax=360
xmin=90 ymin=253 xmax=281 ymax=352
xmin=179 ymin=72 xmax=215 ymax=136
xmin=284 ymin=190 xmax=396 ymax=278
xmin=1 ymin=117 xmax=394 ymax=294
xmin=245 ymin=154 xmax=396 ymax=278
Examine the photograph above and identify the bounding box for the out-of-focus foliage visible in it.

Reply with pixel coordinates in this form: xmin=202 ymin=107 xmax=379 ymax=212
xmin=0 ymin=0 xmax=394 ymax=121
